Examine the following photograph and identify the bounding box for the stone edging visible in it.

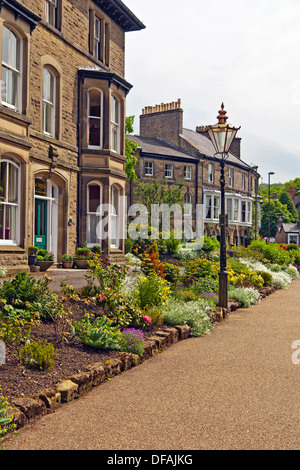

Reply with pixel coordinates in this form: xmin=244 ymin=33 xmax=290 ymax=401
xmin=7 ymin=284 xmax=278 ymax=435
xmin=9 ymin=325 xmax=191 ymax=431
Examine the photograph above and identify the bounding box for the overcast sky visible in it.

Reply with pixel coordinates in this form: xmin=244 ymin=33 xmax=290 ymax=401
xmin=124 ymin=0 xmax=300 ymax=186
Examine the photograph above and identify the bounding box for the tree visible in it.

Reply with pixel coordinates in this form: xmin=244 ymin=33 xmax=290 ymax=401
xmin=134 ymin=178 xmax=184 ymax=215
xmin=125 ymin=116 xmax=139 ymax=181
xmin=260 ymin=199 xmax=292 ymax=238
xmin=279 ymin=191 xmax=298 ymax=223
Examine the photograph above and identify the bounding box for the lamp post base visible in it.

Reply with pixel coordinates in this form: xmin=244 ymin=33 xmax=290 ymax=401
xmin=219 ymin=271 xmax=228 ymax=310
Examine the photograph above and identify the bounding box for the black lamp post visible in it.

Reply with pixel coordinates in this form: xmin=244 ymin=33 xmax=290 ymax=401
xmin=208 ymin=104 xmax=240 ymax=310
xmin=268 ymin=171 xmax=275 ymax=242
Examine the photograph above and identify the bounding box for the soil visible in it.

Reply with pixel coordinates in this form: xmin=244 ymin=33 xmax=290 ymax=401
xmin=0 ymin=297 xmax=160 ymax=405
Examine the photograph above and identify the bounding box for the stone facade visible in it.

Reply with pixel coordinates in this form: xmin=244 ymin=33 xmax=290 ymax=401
xmin=0 ymin=0 xmax=144 ymax=272
xmin=127 ymin=100 xmax=260 ymax=246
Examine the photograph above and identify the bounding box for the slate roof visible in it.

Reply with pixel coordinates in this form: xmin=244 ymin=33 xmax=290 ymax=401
xmin=128 ymin=135 xmax=199 ymax=161
xmin=181 ymin=128 xmax=251 ymax=169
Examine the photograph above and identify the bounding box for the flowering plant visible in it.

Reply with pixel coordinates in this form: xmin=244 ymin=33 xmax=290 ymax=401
xmin=119 ymin=328 xmax=145 ymax=356
xmin=0 ymin=394 xmax=16 ymax=444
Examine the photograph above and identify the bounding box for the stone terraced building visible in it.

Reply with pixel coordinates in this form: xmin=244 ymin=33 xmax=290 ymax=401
xmin=0 ymin=0 xmax=144 ymax=273
xmin=127 ymin=100 xmax=260 ymax=246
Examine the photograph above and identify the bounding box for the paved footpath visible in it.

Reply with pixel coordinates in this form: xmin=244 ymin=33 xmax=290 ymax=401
xmin=4 ymin=279 xmax=300 ymax=450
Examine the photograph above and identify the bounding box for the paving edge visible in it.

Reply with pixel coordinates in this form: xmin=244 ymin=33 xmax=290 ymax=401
xmin=5 ymin=284 xmax=278 ymax=437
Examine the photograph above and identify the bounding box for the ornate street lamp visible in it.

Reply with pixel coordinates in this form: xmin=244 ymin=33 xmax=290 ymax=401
xmin=208 ymin=104 xmax=240 ymax=310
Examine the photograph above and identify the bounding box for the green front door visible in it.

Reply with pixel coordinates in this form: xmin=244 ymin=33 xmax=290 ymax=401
xmin=34 ymin=199 xmax=47 ymax=250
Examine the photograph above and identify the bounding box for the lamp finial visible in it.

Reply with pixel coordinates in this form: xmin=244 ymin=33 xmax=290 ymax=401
xmin=217 ymin=103 xmax=228 ymax=125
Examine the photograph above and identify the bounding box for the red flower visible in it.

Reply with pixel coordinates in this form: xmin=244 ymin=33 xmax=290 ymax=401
xmin=143 ymin=315 xmax=152 ymax=324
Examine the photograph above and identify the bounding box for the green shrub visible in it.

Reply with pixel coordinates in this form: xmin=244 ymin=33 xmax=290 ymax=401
xmin=256 ymin=271 xmax=273 ymax=286
xmin=202 ymin=235 xmax=220 ymax=254
xmin=135 ymin=274 xmax=171 ymax=309
xmin=0 ymin=300 xmax=40 ymax=350
xmin=71 ymin=314 xmax=121 ymax=350
xmin=19 ymin=340 xmax=57 ymax=371
xmin=228 ymin=286 xmax=261 ymax=308
xmin=191 ymin=277 xmax=219 ymax=294
xmin=160 ymin=298 xmax=213 ymax=337
xmin=83 ymin=255 xmax=126 ymax=296
xmin=162 ymin=262 xmax=180 ymax=285
xmin=248 ymin=240 xmax=290 ymax=266
xmin=182 ymin=257 xmax=217 ymax=285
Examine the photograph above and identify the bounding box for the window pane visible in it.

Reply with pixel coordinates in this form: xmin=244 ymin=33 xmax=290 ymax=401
xmin=89 ymin=118 xmax=101 ymax=146
xmin=89 ymin=89 xmax=101 ymax=117
xmin=2 ymin=27 xmax=9 ymax=64
xmin=8 ymin=164 xmax=18 ymax=203
xmin=88 ymin=184 xmax=101 ymax=213
xmin=0 ymin=162 xmax=7 ymax=202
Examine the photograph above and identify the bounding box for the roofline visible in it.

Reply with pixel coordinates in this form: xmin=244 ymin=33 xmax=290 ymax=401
xmin=0 ymin=0 xmax=41 ymax=32
xmin=93 ymin=0 xmax=145 ymax=32
xmin=78 ymin=68 xmax=133 ymax=94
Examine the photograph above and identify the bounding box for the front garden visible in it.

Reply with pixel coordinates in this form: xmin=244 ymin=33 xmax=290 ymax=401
xmin=0 ymin=236 xmax=299 ymax=442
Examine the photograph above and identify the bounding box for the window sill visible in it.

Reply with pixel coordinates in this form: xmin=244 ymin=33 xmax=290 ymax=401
xmin=0 ymin=245 xmax=24 ymax=252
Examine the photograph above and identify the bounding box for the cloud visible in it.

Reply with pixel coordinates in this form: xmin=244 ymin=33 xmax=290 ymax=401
xmin=124 ymin=0 xmax=300 ymax=184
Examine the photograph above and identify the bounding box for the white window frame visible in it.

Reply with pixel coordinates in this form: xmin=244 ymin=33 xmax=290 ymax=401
xmin=34 ymin=179 xmax=58 ymax=259
xmin=241 ymin=200 xmax=246 ymax=223
xmin=242 ymin=173 xmax=246 ymax=191
xmin=247 ymin=201 xmax=252 ymax=224
xmin=165 ymin=164 xmax=173 ymax=179
xmin=205 ymin=195 xmax=212 ymax=219
xmin=45 ymin=0 xmax=58 ymax=27
xmin=213 ymin=196 xmax=220 ymax=220
xmin=94 ymin=16 xmax=101 ymax=60
xmin=88 ymin=88 xmax=103 ymax=149
xmin=233 ymin=198 xmax=239 ymax=222
xmin=111 ymin=95 xmax=120 ymax=153
xmin=208 ymin=163 xmax=214 ymax=183
xmin=1 ymin=26 xmax=22 ymax=112
xmin=145 ymin=161 xmax=153 ymax=176
xmin=110 ymin=185 xmax=120 ymax=248
xmin=184 ymin=165 xmax=192 ymax=180
xmin=288 ymin=234 xmax=299 ymax=245
xmin=226 ymin=198 xmax=232 ymax=222
xmin=0 ymin=159 xmax=20 ymax=245
xmin=43 ymin=67 xmax=56 ymax=137
xmin=86 ymin=182 xmax=102 ymax=247
xmin=184 ymin=192 xmax=192 ymax=216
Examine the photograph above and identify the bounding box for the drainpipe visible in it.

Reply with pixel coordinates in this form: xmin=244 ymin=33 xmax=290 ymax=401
xmin=76 ymin=73 xmax=82 ymax=251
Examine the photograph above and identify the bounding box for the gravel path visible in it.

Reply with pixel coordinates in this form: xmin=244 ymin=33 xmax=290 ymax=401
xmin=4 ymin=278 xmax=300 ymax=450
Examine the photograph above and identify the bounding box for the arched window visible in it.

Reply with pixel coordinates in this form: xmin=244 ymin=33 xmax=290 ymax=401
xmin=1 ymin=26 xmax=22 ymax=111
xmin=43 ymin=67 xmax=56 ymax=137
xmin=111 ymin=95 xmax=120 ymax=153
xmin=88 ymin=88 xmax=103 ymax=148
xmin=87 ymin=182 xmax=102 ymax=246
xmin=110 ymin=185 xmax=120 ymax=248
xmin=0 ymin=159 xmax=20 ymax=244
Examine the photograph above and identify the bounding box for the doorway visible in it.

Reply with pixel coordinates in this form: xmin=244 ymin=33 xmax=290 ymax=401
xmin=34 ymin=178 xmax=58 ymax=259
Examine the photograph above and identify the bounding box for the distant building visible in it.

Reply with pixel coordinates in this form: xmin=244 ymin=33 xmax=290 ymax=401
xmin=127 ymin=100 xmax=260 ymax=246
xmin=275 ymin=217 xmax=300 ymax=246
